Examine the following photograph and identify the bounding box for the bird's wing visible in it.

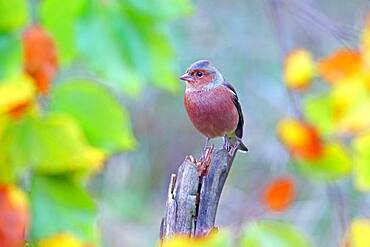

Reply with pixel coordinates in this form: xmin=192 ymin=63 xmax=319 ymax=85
xmin=222 ymin=81 xmax=244 ymax=139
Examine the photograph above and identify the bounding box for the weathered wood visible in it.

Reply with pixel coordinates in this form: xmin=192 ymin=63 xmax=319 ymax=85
xmin=160 ymin=156 xmax=199 ymax=240
xmin=174 ymin=157 xmax=198 ymax=235
xmin=160 ymin=146 xmax=238 ymax=241
xmin=195 ymin=148 xmax=236 ymax=237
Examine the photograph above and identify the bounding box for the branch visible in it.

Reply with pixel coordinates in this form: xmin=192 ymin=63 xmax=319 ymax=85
xmin=160 ymin=146 xmax=238 ymax=241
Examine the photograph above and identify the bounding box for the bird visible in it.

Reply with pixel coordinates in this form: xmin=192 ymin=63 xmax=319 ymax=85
xmin=180 ymin=59 xmax=248 ymax=153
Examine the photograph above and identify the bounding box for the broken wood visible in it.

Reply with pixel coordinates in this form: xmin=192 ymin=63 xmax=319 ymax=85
xmin=160 ymin=146 xmax=238 ymax=241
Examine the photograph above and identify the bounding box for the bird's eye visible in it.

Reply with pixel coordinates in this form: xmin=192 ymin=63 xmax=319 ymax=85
xmin=196 ymin=71 xmax=204 ymax=77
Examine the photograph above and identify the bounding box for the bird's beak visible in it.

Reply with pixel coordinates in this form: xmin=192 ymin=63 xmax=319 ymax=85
xmin=180 ymin=73 xmax=193 ymax=82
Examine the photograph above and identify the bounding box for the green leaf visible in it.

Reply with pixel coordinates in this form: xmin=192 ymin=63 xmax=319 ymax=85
xmin=76 ymin=1 xmax=182 ymax=94
xmin=28 ymin=114 xmax=105 ymax=174
xmin=146 ymin=30 xmax=179 ymax=92
xmin=241 ymin=220 xmax=311 ymax=247
xmin=50 ymin=80 xmax=136 ymax=154
xmin=0 ymin=117 xmax=30 ymax=183
xmin=0 ymin=114 xmax=105 ymax=176
xmin=30 ymin=175 xmax=98 ymax=243
xmin=117 ymin=6 xmax=179 ymax=92
xmin=294 ymin=142 xmax=351 ymax=181
xmin=304 ymin=94 xmax=333 ymax=136
xmin=0 ymin=33 xmax=22 ymax=80
xmin=76 ymin=7 xmax=144 ymax=95
xmin=352 ymin=133 xmax=370 ymax=191
xmin=40 ymin=0 xmax=86 ymax=64
xmin=0 ymin=0 xmax=28 ymax=32
xmin=122 ymin=0 xmax=193 ymax=21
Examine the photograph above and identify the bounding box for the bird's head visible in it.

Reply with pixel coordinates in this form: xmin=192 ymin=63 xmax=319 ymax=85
xmin=180 ymin=60 xmax=224 ymax=91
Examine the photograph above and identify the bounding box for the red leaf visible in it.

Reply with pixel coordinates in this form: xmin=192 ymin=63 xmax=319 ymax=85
xmin=23 ymin=24 xmax=58 ymax=94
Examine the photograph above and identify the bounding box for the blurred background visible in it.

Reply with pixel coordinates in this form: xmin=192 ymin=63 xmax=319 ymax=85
xmin=0 ymin=0 xmax=370 ymax=247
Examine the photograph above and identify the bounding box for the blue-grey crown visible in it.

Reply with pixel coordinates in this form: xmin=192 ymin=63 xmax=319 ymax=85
xmin=188 ymin=59 xmax=211 ymax=71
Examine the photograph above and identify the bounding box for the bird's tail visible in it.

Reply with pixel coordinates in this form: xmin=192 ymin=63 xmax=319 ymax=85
xmin=237 ymin=139 xmax=248 ymax=152
xmin=226 ymin=135 xmax=248 ymax=153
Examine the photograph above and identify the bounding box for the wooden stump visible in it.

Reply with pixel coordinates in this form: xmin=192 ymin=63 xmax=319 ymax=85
xmin=160 ymin=146 xmax=238 ymax=241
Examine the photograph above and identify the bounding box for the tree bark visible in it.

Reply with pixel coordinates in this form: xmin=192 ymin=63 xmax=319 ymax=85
xmin=160 ymin=146 xmax=238 ymax=241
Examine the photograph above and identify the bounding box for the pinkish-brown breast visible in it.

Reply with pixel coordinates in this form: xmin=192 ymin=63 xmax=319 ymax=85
xmin=184 ymin=86 xmax=239 ymax=138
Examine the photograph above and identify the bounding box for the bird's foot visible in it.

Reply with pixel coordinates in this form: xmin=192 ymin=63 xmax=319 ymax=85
xmin=197 ymin=145 xmax=214 ymax=176
xmin=200 ymin=138 xmax=211 ymax=161
xmin=200 ymin=145 xmax=213 ymax=162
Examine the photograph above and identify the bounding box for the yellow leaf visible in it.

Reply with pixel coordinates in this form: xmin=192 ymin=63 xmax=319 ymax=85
xmin=336 ymin=100 xmax=370 ymax=134
xmin=38 ymin=233 xmax=87 ymax=247
xmin=283 ymin=49 xmax=316 ymax=90
xmin=330 ymin=78 xmax=370 ymax=134
xmin=28 ymin=114 xmax=107 ymax=174
xmin=0 ymin=114 xmax=106 ymax=177
xmin=0 ymin=75 xmax=35 ymax=116
xmin=161 ymin=231 xmax=230 ymax=247
xmin=347 ymin=219 xmax=370 ymax=247
xmin=276 ymin=118 xmax=322 ymax=159
xmin=7 ymin=184 xmax=28 ymax=210
xmin=330 ymin=80 xmax=368 ymax=126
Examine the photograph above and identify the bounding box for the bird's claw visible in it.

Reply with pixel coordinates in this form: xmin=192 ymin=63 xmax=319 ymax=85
xmin=197 ymin=146 xmax=214 ymax=176
xmin=200 ymin=145 xmax=213 ymax=162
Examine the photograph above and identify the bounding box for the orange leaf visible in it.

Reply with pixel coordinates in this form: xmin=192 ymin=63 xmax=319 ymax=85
xmin=0 ymin=184 xmax=30 ymax=247
xmin=23 ymin=24 xmax=58 ymax=94
xmin=319 ymin=49 xmax=362 ymax=85
xmin=7 ymin=100 xmax=31 ymax=119
xmin=262 ymin=177 xmax=296 ymax=212
xmin=277 ymin=118 xmax=323 ymax=160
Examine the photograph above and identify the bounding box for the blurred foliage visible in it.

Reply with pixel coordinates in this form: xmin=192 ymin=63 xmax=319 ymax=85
xmin=261 ymin=176 xmax=296 ymax=212
xmin=49 ymin=81 xmax=136 ymax=154
xmin=241 ymin=221 xmax=311 ymax=247
xmin=278 ymin=17 xmax=370 ymax=186
xmin=270 ymin=13 xmax=370 ymax=247
xmin=40 ymin=0 xmax=192 ymax=94
xmin=37 ymin=233 xmax=92 ymax=247
xmin=346 ymin=219 xmax=370 ymax=247
xmin=30 ymin=175 xmax=97 ymax=243
xmin=0 ymin=0 xmax=28 ymax=32
xmin=283 ymin=49 xmax=315 ymax=90
xmin=0 ymin=0 xmax=192 ymax=246
xmin=0 ymin=185 xmax=30 ymax=247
